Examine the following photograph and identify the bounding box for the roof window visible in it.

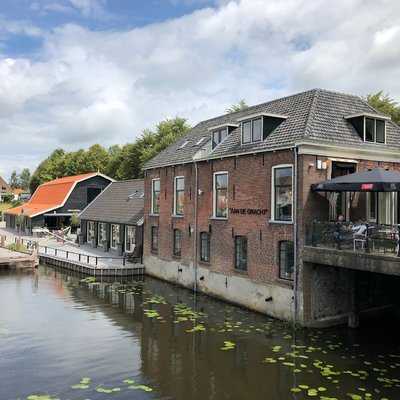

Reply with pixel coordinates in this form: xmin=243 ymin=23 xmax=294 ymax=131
xmin=346 ymin=115 xmax=386 ymax=144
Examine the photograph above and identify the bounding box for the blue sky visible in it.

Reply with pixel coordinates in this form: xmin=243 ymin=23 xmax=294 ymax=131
xmin=0 ymin=0 xmax=400 ymax=180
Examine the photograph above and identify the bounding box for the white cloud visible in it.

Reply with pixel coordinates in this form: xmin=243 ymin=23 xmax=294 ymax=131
xmin=1 ymin=0 xmax=400 ymax=179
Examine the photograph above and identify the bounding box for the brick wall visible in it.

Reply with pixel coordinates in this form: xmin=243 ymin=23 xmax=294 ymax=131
xmin=144 ymin=149 xmax=296 ymax=286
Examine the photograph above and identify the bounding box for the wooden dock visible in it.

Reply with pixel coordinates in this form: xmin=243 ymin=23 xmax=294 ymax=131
xmin=39 ymin=252 xmax=145 ymax=277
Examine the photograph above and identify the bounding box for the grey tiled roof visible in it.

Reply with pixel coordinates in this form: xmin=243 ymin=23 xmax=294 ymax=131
xmin=79 ymin=179 xmax=144 ymax=225
xmin=144 ymin=89 xmax=400 ymax=170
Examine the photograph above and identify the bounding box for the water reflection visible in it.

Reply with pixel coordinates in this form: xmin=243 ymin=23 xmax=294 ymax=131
xmin=0 ymin=266 xmax=400 ymax=400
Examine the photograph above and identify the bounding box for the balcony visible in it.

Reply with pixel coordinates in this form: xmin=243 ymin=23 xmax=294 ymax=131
xmin=304 ymin=221 xmax=400 ymax=276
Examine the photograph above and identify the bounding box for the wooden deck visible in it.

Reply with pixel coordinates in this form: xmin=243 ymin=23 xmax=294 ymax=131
xmin=39 ymin=253 xmax=145 ymax=277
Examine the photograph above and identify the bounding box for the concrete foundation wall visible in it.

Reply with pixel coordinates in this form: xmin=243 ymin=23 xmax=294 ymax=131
xmin=144 ymin=254 xmax=294 ymax=321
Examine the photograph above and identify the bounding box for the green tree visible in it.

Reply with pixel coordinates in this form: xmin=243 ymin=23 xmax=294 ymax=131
xmin=139 ymin=117 xmax=191 ymax=166
xmin=29 ymin=117 xmax=191 ymax=187
xmin=19 ymin=168 xmax=31 ymax=190
xmin=225 ymin=99 xmax=249 ymax=114
xmin=366 ymin=91 xmax=400 ymax=125
xmin=9 ymin=170 xmax=19 ymax=189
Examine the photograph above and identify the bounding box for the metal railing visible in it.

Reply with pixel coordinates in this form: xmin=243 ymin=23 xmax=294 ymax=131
xmin=38 ymin=245 xmax=129 ymax=267
xmin=306 ymin=220 xmax=400 ymax=256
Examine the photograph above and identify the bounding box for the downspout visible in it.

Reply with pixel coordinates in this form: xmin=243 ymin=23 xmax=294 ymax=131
xmin=193 ymin=162 xmax=199 ymax=292
xmin=293 ymin=146 xmax=299 ymax=326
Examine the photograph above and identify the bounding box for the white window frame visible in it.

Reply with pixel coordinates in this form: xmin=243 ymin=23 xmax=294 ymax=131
xmin=98 ymin=222 xmax=107 ymax=246
xmin=151 ymin=178 xmax=160 ymax=215
xmin=125 ymin=225 xmax=136 ymax=253
xmin=213 ymin=171 xmax=229 ymax=219
xmin=363 ymin=117 xmax=386 ymax=144
xmin=271 ymin=164 xmax=294 ymax=223
xmin=110 ymin=224 xmax=120 ymax=250
xmin=173 ymin=176 xmax=185 ymax=216
xmin=241 ymin=117 xmax=263 ymax=145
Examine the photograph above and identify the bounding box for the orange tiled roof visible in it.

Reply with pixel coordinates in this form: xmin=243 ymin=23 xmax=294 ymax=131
xmin=5 ymin=173 xmax=98 ymax=217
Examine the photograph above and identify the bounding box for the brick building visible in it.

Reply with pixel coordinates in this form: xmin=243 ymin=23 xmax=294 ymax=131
xmin=143 ymin=89 xmax=400 ymax=325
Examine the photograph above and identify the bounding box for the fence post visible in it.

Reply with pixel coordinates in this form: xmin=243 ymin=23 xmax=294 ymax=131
xmin=66 ymin=251 xmax=69 ymax=260
xmin=87 ymin=255 xmax=89 ymax=264
xmin=55 ymin=248 xmax=57 ymax=257
xmin=123 ymin=257 xmax=126 ymax=267
xmin=79 ymin=253 xmax=81 ymax=262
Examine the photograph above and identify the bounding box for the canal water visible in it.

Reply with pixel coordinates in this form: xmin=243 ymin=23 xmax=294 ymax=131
xmin=0 ymin=266 xmax=399 ymax=400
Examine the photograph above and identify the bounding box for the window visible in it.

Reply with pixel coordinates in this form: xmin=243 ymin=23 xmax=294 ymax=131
xmin=367 ymin=192 xmax=377 ymax=222
xmin=279 ymin=241 xmax=294 ymax=280
xmin=173 ymin=229 xmax=182 ymax=257
xmin=365 ymin=118 xmax=375 ymax=142
xmin=178 ymin=140 xmax=189 ymax=149
xmin=252 ymin=118 xmax=262 ymax=141
xmin=125 ymin=226 xmax=136 ymax=253
xmin=242 ymin=121 xmax=251 ymax=143
xmin=195 ymin=137 xmax=207 ymax=146
xmin=151 ymin=179 xmax=160 ymax=215
xmin=200 ymin=232 xmax=210 ymax=262
xmin=174 ymin=176 xmax=185 ymax=215
xmin=349 ymin=116 xmax=386 ymax=143
xmin=272 ymin=165 xmax=293 ymax=222
xmin=87 ymin=221 xmax=95 ymax=242
xmin=376 ymin=119 xmax=385 ymax=143
xmin=110 ymin=224 xmax=120 ymax=249
xmin=213 ymin=172 xmax=228 ymax=218
xmin=98 ymin=222 xmax=107 ymax=246
xmin=234 ymin=236 xmax=247 ymax=271
xmin=241 ymin=117 xmax=262 ymax=144
xmin=151 ymin=226 xmax=158 ymax=252
xmin=212 ymin=128 xmax=228 ymax=149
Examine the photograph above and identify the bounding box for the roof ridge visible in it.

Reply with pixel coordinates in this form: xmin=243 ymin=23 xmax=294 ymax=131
xmin=195 ymin=88 xmax=320 ymax=127
xmin=303 ymin=89 xmax=320 ymax=137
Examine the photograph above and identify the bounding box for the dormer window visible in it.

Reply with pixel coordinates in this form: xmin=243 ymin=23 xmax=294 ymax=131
xmin=346 ymin=113 xmax=388 ymax=144
xmin=242 ymin=118 xmax=262 ymax=144
xmin=238 ymin=112 xmax=287 ymax=145
xmin=212 ymin=127 xmax=228 ymax=149
xmin=208 ymin=123 xmax=238 ymax=150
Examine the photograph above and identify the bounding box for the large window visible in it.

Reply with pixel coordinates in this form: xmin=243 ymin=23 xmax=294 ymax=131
xmin=173 ymin=229 xmax=182 ymax=257
xmin=151 ymin=178 xmax=160 ymax=215
xmin=212 ymin=128 xmax=228 ymax=149
xmin=151 ymin=226 xmax=158 ymax=252
xmin=87 ymin=221 xmax=95 ymax=242
xmin=200 ymin=232 xmax=210 ymax=262
xmin=272 ymin=165 xmax=293 ymax=222
xmin=241 ymin=117 xmax=262 ymax=144
xmin=279 ymin=241 xmax=294 ymax=280
xmin=125 ymin=226 xmax=136 ymax=253
xmin=234 ymin=236 xmax=247 ymax=271
xmin=98 ymin=222 xmax=107 ymax=246
xmin=110 ymin=224 xmax=120 ymax=249
xmin=174 ymin=177 xmax=185 ymax=216
xmin=213 ymin=172 xmax=228 ymax=218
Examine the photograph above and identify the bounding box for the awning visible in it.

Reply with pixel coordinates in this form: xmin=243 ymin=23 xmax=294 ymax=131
xmin=312 ymin=168 xmax=400 ymax=192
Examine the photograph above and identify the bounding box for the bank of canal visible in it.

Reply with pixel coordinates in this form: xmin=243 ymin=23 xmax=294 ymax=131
xmin=0 ymin=265 xmax=399 ymax=400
